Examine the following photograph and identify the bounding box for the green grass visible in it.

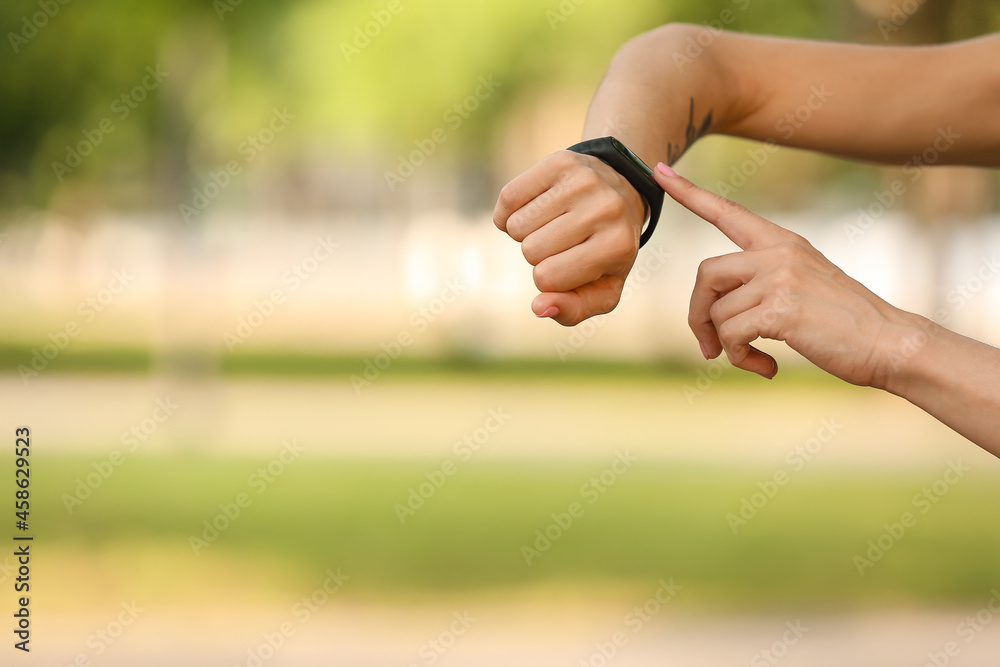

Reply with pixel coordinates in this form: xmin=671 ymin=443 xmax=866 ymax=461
xmin=30 ymin=454 xmax=1000 ymax=610
xmin=0 ymin=342 xmax=846 ymax=388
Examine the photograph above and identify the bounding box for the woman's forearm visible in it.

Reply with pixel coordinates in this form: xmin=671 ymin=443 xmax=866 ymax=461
xmin=879 ymin=313 xmax=1000 ymax=456
xmin=584 ymin=24 xmax=1000 ymax=168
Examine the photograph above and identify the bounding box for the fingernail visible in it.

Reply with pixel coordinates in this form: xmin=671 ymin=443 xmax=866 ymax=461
xmin=699 ymin=342 xmax=709 ymax=359
xmin=656 ymin=162 xmax=677 ymax=177
xmin=539 ymin=306 xmax=559 ymax=318
xmin=767 ymin=358 xmax=778 ymax=379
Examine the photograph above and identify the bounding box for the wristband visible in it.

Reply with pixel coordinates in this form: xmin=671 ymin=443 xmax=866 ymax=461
xmin=566 ymin=136 xmax=664 ymax=247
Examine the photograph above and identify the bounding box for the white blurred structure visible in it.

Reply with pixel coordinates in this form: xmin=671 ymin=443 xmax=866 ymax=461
xmin=1 ymin=208 xmax=998 ymax=363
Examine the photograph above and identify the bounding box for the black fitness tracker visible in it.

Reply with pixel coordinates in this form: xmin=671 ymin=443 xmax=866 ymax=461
xmin=566 ymin=136 xmax=664 ymax=248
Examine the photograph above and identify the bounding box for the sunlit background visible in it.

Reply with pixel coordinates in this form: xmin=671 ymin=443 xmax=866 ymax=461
xmin=3 ymin=0 xmax=1000 ymax=665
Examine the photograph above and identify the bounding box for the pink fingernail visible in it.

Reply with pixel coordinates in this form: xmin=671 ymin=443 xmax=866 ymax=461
xmin=656 ymin=162 xmax=677 ymax=177
xmin=539 ymin=306 xmax=559 ymax=318
xmin=699 ymin=342 xmax=709 ymax=359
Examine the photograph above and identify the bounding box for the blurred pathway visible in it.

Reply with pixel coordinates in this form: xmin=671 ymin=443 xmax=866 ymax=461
xmin=32 ymin=601 xmax=1000 ymax=667
xmin=3 ymin=373 xmax=987 ymax=468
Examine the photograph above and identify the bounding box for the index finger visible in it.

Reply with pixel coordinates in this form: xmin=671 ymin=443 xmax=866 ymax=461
xmin=653 ymin=163 xmax=789 ymax=251
xmin=493 ymin=151 xmax=578 ymax=232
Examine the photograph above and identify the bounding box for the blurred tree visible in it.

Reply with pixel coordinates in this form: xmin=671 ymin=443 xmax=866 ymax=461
xmin=1 ymin=0 xmax=993 ymax=218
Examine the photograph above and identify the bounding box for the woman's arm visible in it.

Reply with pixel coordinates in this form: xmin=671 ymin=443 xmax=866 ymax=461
xmin=494 ymin=25 xmax=1000 ymax=327
xmin=879 ymin=314 xmax=1000 ymax=455
xmin=590 ymin=24 xmax=1000 ymax=167
xmin=652 ymin=163 xmax=1000 ymax=456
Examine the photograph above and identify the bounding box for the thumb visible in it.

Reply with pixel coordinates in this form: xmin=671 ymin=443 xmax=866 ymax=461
xmin=531 ymin=276 xmax=624 ymax=326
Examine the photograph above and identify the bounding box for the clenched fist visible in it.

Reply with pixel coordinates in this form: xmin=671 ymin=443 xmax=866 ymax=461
xmin=493 ymin=150 xmax=649 ymax=326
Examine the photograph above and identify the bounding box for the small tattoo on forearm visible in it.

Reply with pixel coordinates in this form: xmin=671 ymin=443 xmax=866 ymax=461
xmin=666 ymin=97 xmax=713 ymax=164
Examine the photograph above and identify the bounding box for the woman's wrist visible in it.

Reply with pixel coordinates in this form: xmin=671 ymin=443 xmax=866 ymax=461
xmin=584 ymin=23 xmax=738 ymax=167
xmin=871 ymin=308 xmax=944 ymax=396
xmin=873 ymin=308 xmax=1000 ymax=454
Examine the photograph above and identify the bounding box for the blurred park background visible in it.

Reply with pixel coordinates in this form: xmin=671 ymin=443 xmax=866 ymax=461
xmin=3 ymin=0 xmax=1000 ymax=665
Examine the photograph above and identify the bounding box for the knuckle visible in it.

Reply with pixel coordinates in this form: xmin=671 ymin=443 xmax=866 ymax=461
xmin=598 ymin=189 xmax=628 ymax=219
xmin=609 ymin=224 xmax=638 ymax=258
xmin=770 ymin=263 xmax=799 ymax=287
xmin=600 ymin=296 xmax=621 ymax=315
xmin=695 ymin=257 xmax=716 ymax=282
xmin=550 ymin=150 xmax=579 ymax=170
xmin=708 ymin=299 xmax=725 ymax=324
xmin=716 ymin=196 xmax=748 ymax=221
xmin=495 ymin=185 xmax=518 ymax=229
xmin=532 ymin=262 xmax=558 ymax=293
xmin=562 ymin=308 xmax=586 ymax=326
xmin=721 ymin=345 xmax=744 ymax=367
xmin=729 ymin=350 xmax=752 ymax=370
xmin=505 ymin=211 xmax=528 ymax=242
xmin=492 ymin=211 xmax=506 ymax=232
xmin=573 ymin=168 xmax=602 ymax=194
xmin=716 ymin=318 xmax=741 ymax=345
xmin=597 ymin=283 xmax=624 ymax=315
xmin=520 ymin=235 xmax=543 ymax=265
xmin=772 ymin=241 xmax=803 ymax=263
xmin=497 ymin=182 xmax=517 ymax=209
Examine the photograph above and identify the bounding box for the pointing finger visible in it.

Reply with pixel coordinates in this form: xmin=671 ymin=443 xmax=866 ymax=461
xmin=653 ymin=163 xmax=789 ymax=251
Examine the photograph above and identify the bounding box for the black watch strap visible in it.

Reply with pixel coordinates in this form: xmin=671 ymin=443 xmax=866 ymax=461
xmin=566 ymin=136 xmax=664 ymax=247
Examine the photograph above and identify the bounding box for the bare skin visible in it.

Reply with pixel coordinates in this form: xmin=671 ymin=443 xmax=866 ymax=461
xmin=492 ymin=25 xmax=1000 ymax=455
